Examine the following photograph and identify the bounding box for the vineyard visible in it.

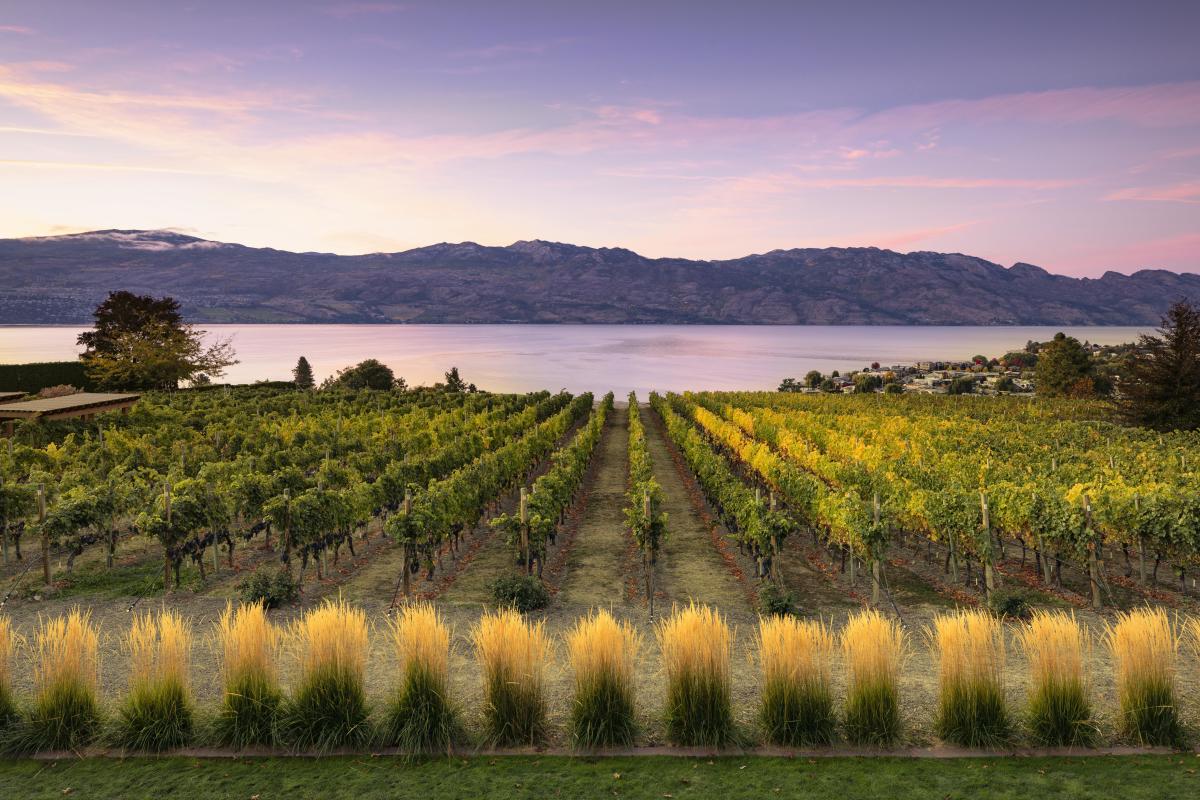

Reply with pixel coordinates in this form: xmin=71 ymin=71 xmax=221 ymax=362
xmin=1 ymin=386 xmax=1200 ymax=760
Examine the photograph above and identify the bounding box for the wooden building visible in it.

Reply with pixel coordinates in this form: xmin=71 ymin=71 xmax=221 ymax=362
xmin=0 ymin=392 xmax=140 ymax=436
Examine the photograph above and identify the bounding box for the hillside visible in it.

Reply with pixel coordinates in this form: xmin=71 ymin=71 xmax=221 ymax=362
xmin=1 ymin=229 xmax=1196 ymax=324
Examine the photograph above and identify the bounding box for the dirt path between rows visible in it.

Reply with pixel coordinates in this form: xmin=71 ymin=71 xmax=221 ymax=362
xmin=554 ymin=406 xmax=635 ymax=612
xmin=643 ymin=406 xmax=752 ymax=617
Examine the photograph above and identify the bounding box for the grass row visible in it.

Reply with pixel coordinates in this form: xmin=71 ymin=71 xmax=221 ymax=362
xmin=3 ymin=602 xmax=1199 ymax=753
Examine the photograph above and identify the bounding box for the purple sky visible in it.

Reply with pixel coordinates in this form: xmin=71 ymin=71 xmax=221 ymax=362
xmin=1 ymin=0 xmax=1198 ymax=275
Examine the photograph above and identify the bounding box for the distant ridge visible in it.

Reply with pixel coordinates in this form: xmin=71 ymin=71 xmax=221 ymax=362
xmin=1 ymin=229 xmax=1196 ymax=325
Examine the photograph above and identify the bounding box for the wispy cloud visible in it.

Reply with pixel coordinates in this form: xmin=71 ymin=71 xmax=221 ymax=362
xmin=1105 ymin=181 xmax=1200 ymax=204
xmin=0 ymin=24 xmax=33 ymax=35
xmin=320 ymin=3 xmax=405 ymax=18
xmin=864 ymin=220 xmax=983 ymax=250
xmin=450 ymin=38 xmax=573 ymax=60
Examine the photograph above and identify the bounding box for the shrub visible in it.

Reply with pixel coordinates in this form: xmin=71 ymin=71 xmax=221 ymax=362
xmin=0 ymin=617 xmax=18 ymax=727
xmin=987 ymin=588 xmax=1033 ymax=621
xmin=757 ymin=615 xmax=835 ymax=746
xmin=1105 ymin=608 xmax=1182 ymax=746
xmin=1017 ymin=611 xmax=1093 ymax=746
xmin=6 ymin=609 xmax=101 ymax=754
xmin=758 ymin=582 xmax=798 ymax=617
xmin=116 ymin=610 xmax=195 ymax=751
xmin=842 ymin=609 xmax=904 ymax=746
xmin=214 ymin=603 xmax=282 ymax=748
xmin=930 ymin=609 xmax=1009 ymax=747
xmin=37 ymin=384 xmax=79 ymax=399
xmin=490 ymin=574 xmax=550 ymax=612
xmin=567 ymin=609 xmax=640 ymax=748
xmin=473 ymin=608 xmax=550 ymax=745
xmin=657 ymin=603 xmax=735 ymax=746
xmin=381 ymin=603 xmax=459 ymax=754
xmin=282 ymin=598 xmax=371 ymax=751
xmin=238 ymin=566 xmax=299 ymax=609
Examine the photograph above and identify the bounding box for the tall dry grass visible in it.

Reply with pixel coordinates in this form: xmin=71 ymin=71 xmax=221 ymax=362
xmin=1016 ymin=611 xmax=1093 ymax=746
xmin=116 ymin=609 xmax=194 ymax=751
xmin=930 ymin=609 xmax=1009 ymax=747
xmin=7 ymin=608 xmax=101 ymax=753
xmin=657 ymin=603 xmax=735 ymax=746
xmin=282 ymin=597 xmax=371 ymax=750
xmin=382 ymin=602 xmax=459 ymax=753
xmin=214 ymin=602 xmax=282 ymax=748
xmin=566 ymin=609 xmax=641 ymax=748
xmin=0 ymin=616 xmax=18 ymax=726
xmin=1105 ymin=607 xmax=1182 ymax=746
xmin=473 ymin=607 xmax=551 ymax=745
xmin=757 ymin=615 xmax=835 ymax=746
xmin=842 ymin=609 xmax=904 ymax=746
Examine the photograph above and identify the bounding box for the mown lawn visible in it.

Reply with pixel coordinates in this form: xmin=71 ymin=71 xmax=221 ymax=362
xmin=0 ymin=754 xmax=1196 ymax=800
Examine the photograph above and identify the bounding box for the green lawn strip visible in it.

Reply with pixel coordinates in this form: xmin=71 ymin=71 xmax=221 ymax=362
xmin=0 ymin=755 xmax=1195 ymax=800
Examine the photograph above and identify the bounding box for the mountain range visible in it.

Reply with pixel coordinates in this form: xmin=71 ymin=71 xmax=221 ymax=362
xmin=1 ymin=229 xmax=1196 ymax=325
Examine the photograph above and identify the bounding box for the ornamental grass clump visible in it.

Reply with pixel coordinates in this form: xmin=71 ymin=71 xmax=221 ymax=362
xmin=566 ymin=609 xmax=641 ymax=748
xmin=214 ymin=602 xmax=282 ymax=748
xmin=282 ymin=598 xmax=371 ymax=750
xmin=1016 ymin=611 xmax=1093 ymax=746
xmin=930 ymin=609 xmax=1009 ymax=747
xmin=841 ymin=609 xmax=904 ymax=746
xmin=116 ymin=609 xmax=195 ymax=751
xmin=657 ymin=603 xmax=735 ymax=746
xmin=7 ymin=609 xmax=101 ymax=753
xmin=473 ymin=607 xmax=550 ymax=745
xmin=0 ymin=617 xmax=18 ymax=726
xmin=1105 ymin=607 xmax=1182 ymax=746
xmin=756 ymin=614 xmax=836 ymax=746
xmin=381 ymin=602 xmax=459 ymax=754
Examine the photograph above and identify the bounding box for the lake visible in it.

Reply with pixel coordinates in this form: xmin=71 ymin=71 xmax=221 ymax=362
xmin=0 ymin=325 xmax=1149 ymax=396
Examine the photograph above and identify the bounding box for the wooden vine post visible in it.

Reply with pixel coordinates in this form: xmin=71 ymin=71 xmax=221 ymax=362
xmin=162 ymin=482 xmax=172 ymax=592
xmin=980 ymin=490 xmax=996 ymax=599
xmin=1134 ymin=494 xmax=1147 ymax=586
xmin=37 ymin=482 xmax=49 ymax=586
xmin=871 ymin=492 xmax=883 ymax=606
xmin=519 ymin=487 xmax=530 ymax=574
xmin=1083 ymin=494 xmax=1102 ymax=610
xmin=401 ymin=490 xmax=412 ymax=599
xmin=769 ymin=490 xmax=781 ymax=583
xmin=644 ymin=489 xmax=654 ymax=621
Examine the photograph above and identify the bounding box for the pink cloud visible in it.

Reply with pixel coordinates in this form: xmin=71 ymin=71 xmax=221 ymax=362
xmin=0 ymin=24 xmax=32 ymax=35
xmin=1105 ymin=181 xmax=1200 ymax=204
xmin=321 ymin=3 xmax=405 ymax=18
xmin=864 ymin=220 xmax=983 ymax=250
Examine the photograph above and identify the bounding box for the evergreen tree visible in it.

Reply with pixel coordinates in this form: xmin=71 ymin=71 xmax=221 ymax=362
xmin=1034 ymin=332 xmax=1097 ymax=397
xmin=1121 ymin=300 xmax=1200 ymax=431
xmin=292 ymin=356 xmax=315 ymax=390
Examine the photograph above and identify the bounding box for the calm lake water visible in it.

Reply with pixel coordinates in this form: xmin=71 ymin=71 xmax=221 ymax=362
xmin=0 ymin=325 xmax=1149 ymax=396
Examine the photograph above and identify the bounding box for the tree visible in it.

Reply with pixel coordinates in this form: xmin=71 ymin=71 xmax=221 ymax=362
xmin=853 ymin=373 xmax=882 ymax=393
xmin=804 ymin=370 xmax=823 ymax=389
xmin=323 ymin=359 xmax=395 ymax=390
xmin=1121 ymin=300 xmax=1200 ymax=431
xmin=1034 ymin=333 xmax=1097 ymax=397
xmin=443 ymin=367 xmax=471 ymax=392
xmin=292 ymin=356 xmax=315 ymax=390
xmin=883 ymin=382 xmax=904 ymax=394
xmin=79 ymin=292 xmax=236 ymax=390
xmin=947 ymin=376 xmax=976 ymax=395
xmin=778 ymin=378 xmax=799 ymax=392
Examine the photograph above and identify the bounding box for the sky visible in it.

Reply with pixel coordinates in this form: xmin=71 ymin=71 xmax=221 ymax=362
xmin=0 ymin=0 xmax=1198 ymax=276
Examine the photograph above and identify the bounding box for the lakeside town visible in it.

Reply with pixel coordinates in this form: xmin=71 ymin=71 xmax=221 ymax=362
xmin=779 ymin=335 xmax=1136 ymax=396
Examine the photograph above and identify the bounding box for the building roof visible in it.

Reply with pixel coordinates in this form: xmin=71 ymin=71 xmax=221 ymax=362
xmin=0 ymin=392 xmax=140 ymax=419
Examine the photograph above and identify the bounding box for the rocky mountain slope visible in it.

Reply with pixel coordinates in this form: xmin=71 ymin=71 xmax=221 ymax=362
xmin=1 ymin=229 xmax=1196 ymax=324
